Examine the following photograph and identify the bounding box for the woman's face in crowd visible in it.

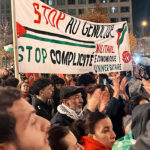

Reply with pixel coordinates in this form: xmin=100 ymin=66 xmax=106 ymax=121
xmin=92 ymin=117 xmax=116 ymax=149
xmin=21 ymin=82 xmax=29 ymax=94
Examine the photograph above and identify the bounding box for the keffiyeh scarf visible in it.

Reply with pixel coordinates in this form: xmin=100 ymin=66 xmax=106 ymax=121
xmin=57 ymin=104 xmax=83 ymax=120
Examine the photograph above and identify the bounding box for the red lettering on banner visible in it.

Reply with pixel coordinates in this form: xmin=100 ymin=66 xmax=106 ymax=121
xmin=42 ymin=5 xmax=51 ymax=24
xmin=33 ymin=3 xmax=41 ymax=23
xmin=48 ymin=9 xmax=57 ymax=27
xmin=96 ymin=44 xmax=115 ymax=54
xmin=33 ymin=3 xmax=66 ymax=29
xmin=56 ymin=12 xmax=66 ymax=29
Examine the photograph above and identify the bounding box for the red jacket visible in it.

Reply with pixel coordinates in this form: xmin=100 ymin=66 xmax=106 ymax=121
xmin=80 ymin=136 xmax=110 ymax=150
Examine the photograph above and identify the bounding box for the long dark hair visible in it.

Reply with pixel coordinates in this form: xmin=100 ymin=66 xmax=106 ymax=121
xmin=125 ymin=95 xmax=149 ymax=115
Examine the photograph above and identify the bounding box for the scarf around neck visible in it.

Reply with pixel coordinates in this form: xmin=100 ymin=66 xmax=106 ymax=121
xmin=57 ymin=104 xmax=83 ymax=120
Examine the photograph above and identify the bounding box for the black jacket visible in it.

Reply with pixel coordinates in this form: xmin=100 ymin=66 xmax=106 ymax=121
xmin=106 ymin=97 xmax=126 ymax=139
xmin=34 ymin=97 xmax=52 ymax=121
xmin=51 ymin=108 xmax=90 ymax=127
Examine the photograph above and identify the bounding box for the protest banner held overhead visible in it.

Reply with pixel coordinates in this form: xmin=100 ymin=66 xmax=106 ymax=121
xmin=13 ymin=0 xmax=132 ymax=74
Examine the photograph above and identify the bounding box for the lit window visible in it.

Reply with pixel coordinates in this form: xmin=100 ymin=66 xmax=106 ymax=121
xmin=100 ymin=0 xmax=107 ymax=3
xmin=48 ymin=0 xmax=53 ymax=5
xmin=110 ymin=6 xmax=118 ymax=13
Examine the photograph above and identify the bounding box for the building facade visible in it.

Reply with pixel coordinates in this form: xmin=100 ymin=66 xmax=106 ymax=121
xmin=47 ymin=0 xmax=133 ymax=31
xmin=0 ymin=0 xmax=13 ymax=67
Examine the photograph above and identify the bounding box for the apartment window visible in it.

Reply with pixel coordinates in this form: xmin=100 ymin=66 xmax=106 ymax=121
xmin=89 ymin=0 xmax=96 ymax=4
xmin=48 ymin=0 xmax=53 ymax=5
xmin=57 ymin=0 xmax=65 ymax=5
xmin=121 ymin=17 xmax=130 ymax=23
xmin=68 ymin=0 xmax=75 ymax=4
xmin=100 ymin=0 xmax=107 ymax=3
xmin=2 ymin=57 xmax=9 ymax=67
xmin=88 ymin=8 xmax=94 ymax=13
xmin=60 ymin=9 xmax=66 ymax=13
xmin=109 ymin=0 xmax=118 ymax=2
xmin=6 ymin=4 xmax=10 ymax=13
xmin=110 ymin=6 xmax=118 ymax=13
xmin=120 ymin=6 xmax=130 ymax=12
xmin=111 ymin=18 xmax=118 ymax=22
xmin=78 ymin=0 xmax=86 ymax=4
xmin=1 ymin=5 xmax=4 ymax=14
xmin=68 ymin=9 xmax=76 ymax=15
xmin=78 ymin=9 xmax=84 ymax=15
xmin=120 ymin=0 xmax=129 ymax=2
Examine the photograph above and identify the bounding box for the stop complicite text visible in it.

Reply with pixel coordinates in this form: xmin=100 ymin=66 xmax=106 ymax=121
xmin=18 ymin=46 xmax=94 ymax=67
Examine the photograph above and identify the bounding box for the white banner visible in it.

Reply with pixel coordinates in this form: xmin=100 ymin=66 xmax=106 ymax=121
xmin=14 ymin=0 xmax=132 ymax=74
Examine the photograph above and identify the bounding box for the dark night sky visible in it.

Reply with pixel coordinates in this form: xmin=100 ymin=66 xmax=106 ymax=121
xmin=132 ymin=0 xmax=150 ymax=37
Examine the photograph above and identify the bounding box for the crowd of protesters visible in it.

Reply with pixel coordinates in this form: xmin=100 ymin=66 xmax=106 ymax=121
xmin=0 ymin=62 xmax=150 ymax=150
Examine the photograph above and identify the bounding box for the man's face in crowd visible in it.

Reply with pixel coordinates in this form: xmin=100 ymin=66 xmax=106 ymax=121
xmin=42 ymin=84 xmax=54 ymax=100
xmin=63 ymin=131 xmax=83 ymax=150
xmin=64 ymin=93 xmax=83 ymax=112
xmin=8 ymin=99 xmax=51 ymax=150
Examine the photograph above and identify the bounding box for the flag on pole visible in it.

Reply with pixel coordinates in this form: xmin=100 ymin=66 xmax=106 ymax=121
xmin=4 ymin=44 xmax=14 ymax=51
xmin=25 ymin=73 xmax=39 ymax=86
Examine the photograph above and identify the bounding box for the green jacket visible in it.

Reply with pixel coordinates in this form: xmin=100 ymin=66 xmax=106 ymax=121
xmin=112 ymin=131 xmax=136 ymax=150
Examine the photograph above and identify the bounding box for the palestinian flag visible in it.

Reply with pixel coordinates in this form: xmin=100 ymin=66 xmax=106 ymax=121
xmin=4 ymin=44 xmax=14 ymax=51
xmin=117 ymin=23 xmax=127 ymax=49
xmin=16 ymin=22 xmax=95 ymax=49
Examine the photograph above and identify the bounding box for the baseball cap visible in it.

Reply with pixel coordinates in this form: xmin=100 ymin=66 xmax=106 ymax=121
xmin=60 ymin=86 xmax=84 ymax=100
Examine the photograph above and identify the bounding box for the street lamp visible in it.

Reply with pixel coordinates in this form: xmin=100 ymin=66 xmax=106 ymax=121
xmin=141 ymin=20 xmax=148 ymax=37
xmin=141 ymin=20 xmax=148 ymax=27
xmin=139 ymin=20 xmax=148 ymax=55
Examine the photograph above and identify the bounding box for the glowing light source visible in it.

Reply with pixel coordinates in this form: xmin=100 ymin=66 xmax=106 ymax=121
xmin=141 ymin=20 xmax=148 ymax=27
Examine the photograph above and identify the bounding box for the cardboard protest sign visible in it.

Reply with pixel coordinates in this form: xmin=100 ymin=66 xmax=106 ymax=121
xmin=14 ymin=0 xmax=132 ymax=74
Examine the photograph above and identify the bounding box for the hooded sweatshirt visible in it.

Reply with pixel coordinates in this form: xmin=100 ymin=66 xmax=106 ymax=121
xmin=131 ymin=120 xmax=150 ymax=150
xmin=80 ymin=136 xmax=110 ymax=150
xmin=131 ymin=103 xmax=150 ymax=139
